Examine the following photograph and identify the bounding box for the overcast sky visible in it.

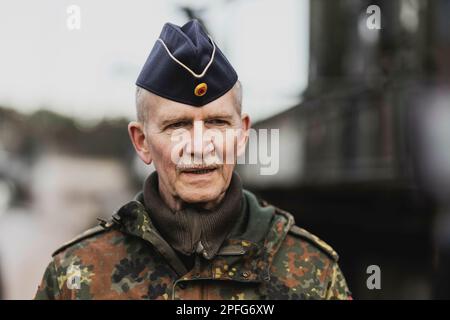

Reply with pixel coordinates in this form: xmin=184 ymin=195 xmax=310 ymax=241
xmin=0 ymin=0 xmax=309 ymax=123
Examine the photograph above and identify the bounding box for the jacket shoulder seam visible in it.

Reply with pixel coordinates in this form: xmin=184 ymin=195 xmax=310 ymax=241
xmin=288 ymin=225 xmax=339 ymax=262
xmin=52 ymin=225 xmax=112 ymax=257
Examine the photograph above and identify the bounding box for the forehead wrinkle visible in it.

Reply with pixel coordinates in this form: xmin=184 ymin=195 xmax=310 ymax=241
xmin=153 ymin=103 xmax=197 ymax=124
xmin=143 ymin=92 xmax=191 ymax=123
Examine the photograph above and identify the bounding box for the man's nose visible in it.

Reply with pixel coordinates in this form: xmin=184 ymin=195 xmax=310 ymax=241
xmin=184 ymin=121 xmax=214 ymax=159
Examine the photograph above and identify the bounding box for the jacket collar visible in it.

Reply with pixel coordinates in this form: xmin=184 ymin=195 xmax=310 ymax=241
xmin=113 ymin=189 xmax=294 ymax=283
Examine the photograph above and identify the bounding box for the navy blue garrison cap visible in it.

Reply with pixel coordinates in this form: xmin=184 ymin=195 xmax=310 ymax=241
xmin=136 ymin=20 xmax=238 ymax=107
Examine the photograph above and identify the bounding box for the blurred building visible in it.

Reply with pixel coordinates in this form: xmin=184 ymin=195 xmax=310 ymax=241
xmin=0 ymin=109 xmax=140 ymax=299
xmin=240 ymin=0 xmax=450 ymax=299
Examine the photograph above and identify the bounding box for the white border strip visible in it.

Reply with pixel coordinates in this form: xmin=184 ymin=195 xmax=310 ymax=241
xmin=157 ymin=35 xmax=216 ymax=79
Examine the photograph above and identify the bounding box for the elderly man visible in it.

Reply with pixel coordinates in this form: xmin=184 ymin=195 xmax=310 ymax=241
xmin=34 ymin=20 xmax=351 ymax=300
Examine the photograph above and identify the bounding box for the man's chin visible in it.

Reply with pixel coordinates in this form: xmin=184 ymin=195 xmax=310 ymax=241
xmin=175 ymin=171 xmax=227 ymax=204
xmin=176 ymin=188 xmax=223 ymax=205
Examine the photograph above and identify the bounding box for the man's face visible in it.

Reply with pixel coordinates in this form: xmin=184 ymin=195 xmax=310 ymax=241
xmin=131 ymin=87 xmax=249 ymax=206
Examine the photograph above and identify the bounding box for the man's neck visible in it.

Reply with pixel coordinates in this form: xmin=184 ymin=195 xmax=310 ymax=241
xmin=143 ymin=171 xmax=244 ymax=257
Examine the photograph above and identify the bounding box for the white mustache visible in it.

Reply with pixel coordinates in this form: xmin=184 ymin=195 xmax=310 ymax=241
xmin=176 ymin=151 xmax=223 ymax=166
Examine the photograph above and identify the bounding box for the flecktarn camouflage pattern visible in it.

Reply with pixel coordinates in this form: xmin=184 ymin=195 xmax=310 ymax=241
xmin=34 ymin=190 xmax=351 ymax=300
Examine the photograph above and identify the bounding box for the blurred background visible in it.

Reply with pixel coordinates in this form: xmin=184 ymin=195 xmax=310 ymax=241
xmin=0 ymin=0 xmax=449 ymax=299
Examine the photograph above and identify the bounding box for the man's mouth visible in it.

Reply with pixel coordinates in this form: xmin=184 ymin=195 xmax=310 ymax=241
xmin=179 ymin=166 xmax=218 ymax=174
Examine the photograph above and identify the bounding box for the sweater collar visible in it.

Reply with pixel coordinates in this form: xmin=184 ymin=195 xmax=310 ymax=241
xmin=142 ymin=171 xmax=243 ymax=259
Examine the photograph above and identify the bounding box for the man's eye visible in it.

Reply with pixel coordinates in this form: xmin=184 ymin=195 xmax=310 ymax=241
xmin=167 ymin=121 xmax=189 ymax=129
xmin=206 ymin=119 xmax=228 ymax=126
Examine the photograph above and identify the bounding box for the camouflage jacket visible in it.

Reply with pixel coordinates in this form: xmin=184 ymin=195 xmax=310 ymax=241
xmin=34 ymin=190 xmax=351 ymax=300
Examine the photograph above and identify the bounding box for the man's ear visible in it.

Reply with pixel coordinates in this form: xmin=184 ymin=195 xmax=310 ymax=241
xmin=236 ymin=113 xmax=251 ymax=157
xmin=128 ymin=121 xmax=152 ymax=164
